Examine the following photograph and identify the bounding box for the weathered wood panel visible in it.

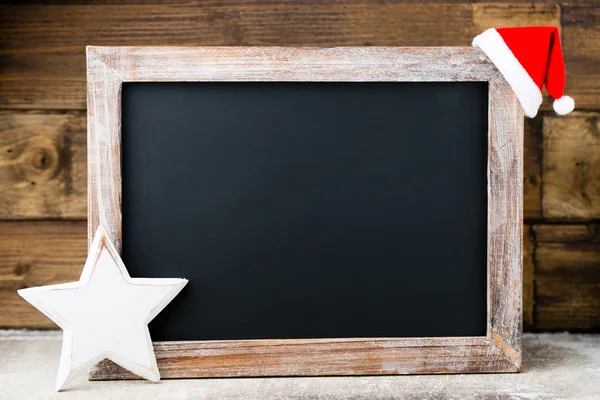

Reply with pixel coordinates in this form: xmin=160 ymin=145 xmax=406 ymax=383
xmin=90 ymin=337 xmax=518 ymax=380
xmin=543 ymin=112 xmax=600 ymax=219
xmin=0 ymin=0 xmax=598 ymax=333
xmin=0 ymin=221 xmax=537 ymax=330
xmin=0 ymin=111 xmax=87 ymax=219
xmin=524 ymin=119 xmax=543 ymax=219
xmin=561 ymin=4 xmax=600 ymax=114
xmin=0 ymin=0 xmax=569 ymax=4
xmin=0 ymin=112 xmax=548 ymax=220
xmin=472 ymin=2 xmax=561 ymax=31
xmin=0 ymin=1 xmax=575 ymax=110
xmin=532 ymin=224 xmax=600 ymax=331
xmin=487 ymin=72 xmax=523 ymax=371
xmin=4 ymin=110 xmax=584 ymax=221
xmin=0 ymin=220 xmax=87 ymax=328
xmin=523 ymin=225 xmax=535 ymax=329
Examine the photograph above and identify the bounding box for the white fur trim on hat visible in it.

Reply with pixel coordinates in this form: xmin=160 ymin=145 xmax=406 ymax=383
xmin=553 ymin=95 xmax=575 ymax=115
xmin=472 ymin=28 xmax=543 ymax=118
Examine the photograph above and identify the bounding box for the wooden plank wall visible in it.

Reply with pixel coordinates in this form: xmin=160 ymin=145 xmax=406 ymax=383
xmin=0 ymin=1 xmax=598 ymax=331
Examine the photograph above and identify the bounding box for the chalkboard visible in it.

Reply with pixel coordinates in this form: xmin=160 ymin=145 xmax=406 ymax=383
xmin=121 ymin=81 xmax=488 ymax=341
xmin=88 ymin=46 xmax=524 ymax=378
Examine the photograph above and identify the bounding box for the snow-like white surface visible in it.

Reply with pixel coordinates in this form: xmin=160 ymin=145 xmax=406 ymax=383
xmin=0 ymin=332 xmax=598 ymax=400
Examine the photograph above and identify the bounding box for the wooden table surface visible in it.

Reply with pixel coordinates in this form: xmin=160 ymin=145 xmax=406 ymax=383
xmin=0 ymin=331 xmax=598 ymax=399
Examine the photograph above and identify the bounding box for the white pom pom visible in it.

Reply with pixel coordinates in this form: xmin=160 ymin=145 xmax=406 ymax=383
xmin=553 ymin=96 xmax=575 ymax=115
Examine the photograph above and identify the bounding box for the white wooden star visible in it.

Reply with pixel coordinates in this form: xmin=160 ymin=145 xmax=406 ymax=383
xmin=18 ymin=226 xmax=188 ymax=391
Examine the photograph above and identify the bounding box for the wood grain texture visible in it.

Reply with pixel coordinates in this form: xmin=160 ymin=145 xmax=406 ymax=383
xmin=0 ymin=0 xmax=571 ymax=4
xmin=487 ymin=73 xmax=523 ymax=370
xmin=0 ymin=220 xmax=87 ymax=328
xmin=543 ymin=112 xmax=600 ymax=219
xmin=0 ymin=224 xmax=537 ymax=332
xmin=532 ymin=223 xmax=600 ymax=331
xmin=523 ymin=225 xmax=535 ymax=330
xmin=95 ymin=46 xmax=498 ymax=83
xmin=0 ymin=1 xmax=583 ymax=110
xmin=0 ymin=0 xmax=595 ymax=334
xmin=561 ymin=4 xmax=600 ymax=114
xmin=86 ymin=46 xmax=522 ymax=377
xmin=0 ymin=110 xmax=545 ymax=220
xmin=524 ymin=118 xmax=543 ymax=219
xmin=90 ymin=337 xmax=518 ymax=380
xmin=86 ymin=51 xmax=123 ymax=250
xmin=0 ymin=111 xmax=86 ymax=219
xmin=471 ymin=2 xmax=561 ymax=31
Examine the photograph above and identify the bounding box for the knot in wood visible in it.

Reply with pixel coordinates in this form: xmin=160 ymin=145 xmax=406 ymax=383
xmin=31 ymin=150 xmax=52 ymax=171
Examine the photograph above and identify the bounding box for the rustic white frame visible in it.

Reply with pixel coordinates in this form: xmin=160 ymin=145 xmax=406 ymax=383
xmin=87 ymin=47 xmax=523 ymax=379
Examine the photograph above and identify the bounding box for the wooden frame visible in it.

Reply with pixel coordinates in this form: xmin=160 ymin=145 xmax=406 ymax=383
xmin=86 ymin=47 xmax=523 ymax=379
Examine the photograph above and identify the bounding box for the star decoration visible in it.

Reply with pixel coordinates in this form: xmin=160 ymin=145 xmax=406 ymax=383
xmin=18 ymin=226 xmax=188 ymax=391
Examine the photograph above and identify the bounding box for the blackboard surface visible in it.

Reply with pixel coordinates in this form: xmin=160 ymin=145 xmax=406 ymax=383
xmin=121 ymin=82 xmax=488 ymax=341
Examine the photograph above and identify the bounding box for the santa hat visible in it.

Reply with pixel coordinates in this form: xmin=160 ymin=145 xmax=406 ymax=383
xmin=472 ymin=26 xmax=574 ymax=118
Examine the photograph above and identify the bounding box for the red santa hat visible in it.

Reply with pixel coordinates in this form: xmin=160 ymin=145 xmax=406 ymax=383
xmin=472 ymin=26 xmax=574 ymax=118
